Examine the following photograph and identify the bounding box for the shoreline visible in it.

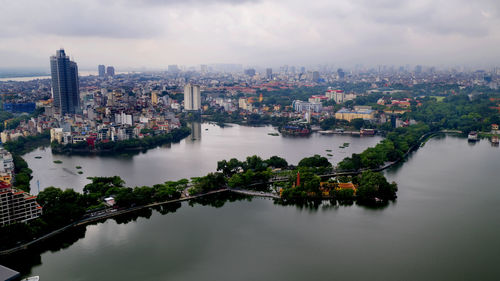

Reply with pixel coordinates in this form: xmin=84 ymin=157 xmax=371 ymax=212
xmin=0 ymin=128 xmax=457 ymax=256
xmin=0 ymin=131 xmax=432 ymax=255
xmin=0 ymin=188 xmax=230 ymax=255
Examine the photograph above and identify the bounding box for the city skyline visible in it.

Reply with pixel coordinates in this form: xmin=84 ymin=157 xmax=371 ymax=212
xmin=1 ymin=0 xmax=500 ymax=70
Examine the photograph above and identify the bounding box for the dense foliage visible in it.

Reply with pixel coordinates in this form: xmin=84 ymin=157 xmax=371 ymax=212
xmin=2 ymin=131 xmax=51 ymax=192
xmin=356 ymin=171 xmax=398 ymax=203
xmin=3 ymin=131 xmax=50 ymax=155
xmin=337 ymin=124 xmax=430 ymax=171
xmin=298 ymin=154 xmax=331 ymax=168
xmin=408 ymin=94 xmax=500 ymax=132
xmin=0 ymin=176 xmax=188 ymax=250
xmin=279 ymin=169 xmax=397 ymax=205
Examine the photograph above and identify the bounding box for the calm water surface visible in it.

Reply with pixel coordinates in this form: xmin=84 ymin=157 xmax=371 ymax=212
xmin=15 ymin=131 xmax=500 ymax=281
xmin=25 ymin=123 xmax=381 ymax=193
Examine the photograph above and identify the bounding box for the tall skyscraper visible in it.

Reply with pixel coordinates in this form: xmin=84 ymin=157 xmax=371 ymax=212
xmin=337 ymin=68 xmax=345 ymax=79
xmin=106 ymin=66 xmax=115 ymax=77
xmin=50 ymin=49 xmax=80 ymax=115
xmin=184 ymin=83 xmax=201 ymax=111
xmin=266 ymin=68 xmax=273 ymax=79
xmin=312 ymin=71 xmax=320 ymax=82
xmin=98 ymin=65 xmax=106 ymax=77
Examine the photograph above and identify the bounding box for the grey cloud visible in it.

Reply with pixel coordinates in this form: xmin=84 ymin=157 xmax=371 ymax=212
xmin=126 ymin=0 xmax=259 ymax=5
xmin=354 ymin=0 xmax=495 ymax=37
xmin=34 ymin=13 xmax=160 ymax=38
xmin=0 ymin=0 xmax=162 ymax=39
xmin=1 ymin=0 xmax=499 ymax=68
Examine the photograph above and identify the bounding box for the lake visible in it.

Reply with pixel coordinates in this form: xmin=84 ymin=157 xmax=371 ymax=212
xmin=10 ymin=129 xmax=500 ymax=280
xmin=24 ymin=123 xmax=382 ymax=193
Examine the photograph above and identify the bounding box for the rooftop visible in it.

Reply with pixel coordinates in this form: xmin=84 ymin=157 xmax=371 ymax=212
xmin=0 ymin=264 xmax=20 ymax=281
xmin=336 ymin=108 xmax=374 ymax=114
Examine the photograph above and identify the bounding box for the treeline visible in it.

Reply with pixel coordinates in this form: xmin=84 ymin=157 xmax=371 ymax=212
xmin=279 ymin=155 xmax=333 ymax=200
xmin=3 ymin=130 xmax=50 ymax=155
xmin=408 ymin=94 xmax=500 ymax=132
xmin=337 ymin=124 xmax=430 ymax=171
xmin=11 ymin=155 xmax=32 ymax=192
xmin=3 ymin=131 xmax=51 ymax=193
xmin=51 ymin=127 xmax=191 ymax=154
xmin=188 ymin=155 xmax=289 ymax=194
xmin=0 ymin=176 xmax=188 ymax=250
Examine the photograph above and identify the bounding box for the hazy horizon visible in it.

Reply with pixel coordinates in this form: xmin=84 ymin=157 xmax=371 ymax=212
xmin=1 ymin=0 xmax=500 ymax=70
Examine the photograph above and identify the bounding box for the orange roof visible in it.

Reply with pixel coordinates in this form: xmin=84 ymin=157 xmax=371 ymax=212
xmin=338 ymin=183 xmax=356 ymax=190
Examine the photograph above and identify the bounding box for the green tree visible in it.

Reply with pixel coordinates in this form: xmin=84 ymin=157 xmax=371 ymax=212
xmin=265 ymin=156 xmax=288 ymax=169
xmin=351 ymin=118 xmax=365 ymax=130
xmin=298 ymin=155 xmax=331 ymax=168
xmin=357 ymin=171 xmax=397 ymax=203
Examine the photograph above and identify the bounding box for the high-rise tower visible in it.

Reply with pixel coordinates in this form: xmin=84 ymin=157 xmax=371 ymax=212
xmin=50 ymin=49 xmax=80 ymax=115
xmin=106 ymin=66 xmax=115 ymax=77
xmin=266 ymin=68 xmax=273 ymax=79
xmin=184 ymin=83 xmax=201 ymax=111
xmin=98 ymin=65 xmax=106 ymax=77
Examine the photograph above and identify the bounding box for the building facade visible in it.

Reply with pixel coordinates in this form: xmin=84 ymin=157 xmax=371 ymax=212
xmin=98 ymin=65 xmax=106 ymax=77
xmin=0 ymin=186 xmax=42 ymax=226
xmin=266 ymin=68 xmax=273 ymax=79
xmin=106 ymin=66 xmax=115 ymax=77
xmin=184 ymin=83 xmax=201 ymax=111
xmin=50 ymin=49 xmax=80 ymax=115
xmin=292 ymin=100 xmax=322 ymax=113
xmin=0 ymin=149 xmax=42 ymax=227
xmin=335 ymin=106 xmax=376 ymax=122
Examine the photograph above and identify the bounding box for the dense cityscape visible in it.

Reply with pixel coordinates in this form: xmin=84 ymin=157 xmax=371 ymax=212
xmin=1 ymin=0 xmax=500 ymax=280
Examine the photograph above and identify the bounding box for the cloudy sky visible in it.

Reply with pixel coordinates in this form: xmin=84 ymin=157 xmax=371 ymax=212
xmin=1 ymin=0 xmax=499 ymax=70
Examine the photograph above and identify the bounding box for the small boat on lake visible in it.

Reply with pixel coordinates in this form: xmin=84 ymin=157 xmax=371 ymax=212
xmin=468 ymin=131 xmax=478 ymax=141
xmin=21 ymin=276 xmax=40 ymax=281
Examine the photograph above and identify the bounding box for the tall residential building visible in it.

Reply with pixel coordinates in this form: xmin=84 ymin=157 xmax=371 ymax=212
xmin=184 ymin=83 xmax=201 ymax=111
xmin=266 ymin=68 xmax=273 ymax=79
xmin=151 ymin=91 xmax=159 ymax=105
xmin=0 ymin=184 xmax=42 ymax=226
xmin=50 ymin=49 xmax=80 ymax=115
xmin=98 ymin=65 xmax=106 ymax=77
xmin=312 ymin=71 xmax=320 ymax=82
xmin=0 ymin=149 xmax=42 ymax=227
xmin=337 ymin=68 xmax=345 ymax=79
xmin=106 ymin=66 xmax=115 ymax=77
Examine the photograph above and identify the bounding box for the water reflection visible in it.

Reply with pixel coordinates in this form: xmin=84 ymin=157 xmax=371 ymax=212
xmin=25 ymin=124 xmax=383 ymax=193
xmin=188 ymin=191 xmax=251 ymax=208
xmin=188 ymin=121 xmax=202 ymax=142
xmin=11 ymin=135 xmax=500 ymax=281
